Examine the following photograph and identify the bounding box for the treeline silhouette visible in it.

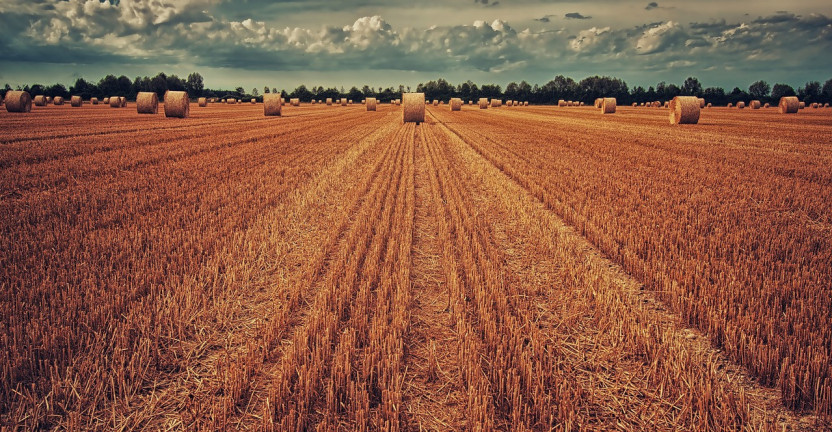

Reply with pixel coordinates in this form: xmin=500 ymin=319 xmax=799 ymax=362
xmin=4 ymin=72 xmax=832 ymax=106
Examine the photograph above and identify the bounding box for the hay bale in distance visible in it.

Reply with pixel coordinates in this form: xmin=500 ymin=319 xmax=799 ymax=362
xmin=366 ymin=97 xmax=377 ymax=111
xmin=340 ymin=98 xmax=347 ymax=106
xmin=750 ymin=100 xmax=761 ymax=109
xmin=669 ymin=96 xmax=700 ymax=125
xmin=326 ymin=98 xmax=333 ymax=106
xmin=4 ymin=91 xmax=32 ymax=113
xmin=601 ymin=98 xmax=616 ymax=114
xmin=764 ymin=103 xmax=770 ymax=108
xmin=727 ymin=103 xmax=733 ymax=108
xmin=737 ymin=101 xmax=746 ymax=109
xmin=33 ymin=95 xmax=47 ymax=106
xmin=491 ymin=99 xmax=501 ymax=108
xmin=698 ymin=98 xmax=706 ymax=108
xmin=403 ymin=92 xmax=425 ymax=123
xmin=811 ymin=102 xmax=818 ymax=109
xmin=707 ymin=103 xmax=712 ymax=108
xmin=779 ymin=96 xmax=799 ymax=114
xmin=290 ymin=98 xmax=300 ymax=106
xmin=137 ymin=92 xmax=159 ymax=114
xmin=163 ymin=90 xmax=189 ymax=118
xmin=559 ymin=100 xmax=567 ymax=107
xmin=54 ymin=96 xmax=64 ymax=105
xmin=119 ymin=97 xmax=127 ymax=107
xmin=198 ymin=97 xmax=207 ymax=107
xmin=102 ymin=97 xmax=109 ymax=105
xmin=632 ymin=103 xmax=637 ymax=107
xmin=450 ymin=98 xmax=462 ymax=111
xmin=594 ymin=98 xmax=603 ymax=109
xmin=263 ymin=93 xmax=282 ymax=116
xmin=70 ymin=96 xmax=82 ymax=107
xmin=479 ymin=98 xmax=489 ymax=109
xmin=799 ymin=102 xmax=805 ymax=109
xmin=250 ymin=98 xmax=257 ymax=104
xmin=91 ymin=97 xmax=99 ymax=105
xmin=109 ymin=96 xmax=121 ymax=108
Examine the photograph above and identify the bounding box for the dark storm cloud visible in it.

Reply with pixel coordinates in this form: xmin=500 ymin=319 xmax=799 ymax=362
xmin=565 ymin=13 xmax=592 ymax=20
xmin=1 ymin=0 xmax=831 ymax=88
xmin=645 ymin=2 xmax=659 ymax=10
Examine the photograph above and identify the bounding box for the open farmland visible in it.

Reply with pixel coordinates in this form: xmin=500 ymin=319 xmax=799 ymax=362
xmin=1 ymin=102 xmax=831 ymax=431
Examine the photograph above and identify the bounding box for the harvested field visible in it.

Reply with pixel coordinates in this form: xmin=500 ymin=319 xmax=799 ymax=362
xmin=1 ymin=102 xmax=830 ymax=431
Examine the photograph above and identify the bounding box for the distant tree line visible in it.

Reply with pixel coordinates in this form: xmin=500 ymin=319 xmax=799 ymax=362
xmin=4 ymin=73 xmax=832 ymax=105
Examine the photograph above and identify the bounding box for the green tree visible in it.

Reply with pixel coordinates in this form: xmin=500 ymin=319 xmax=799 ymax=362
xmin=185 ymin=72 xmax=204 ymax=97
xmin=748 ymin=80 xmax=770 ymax=100
xmin=771 ymin=83 xmax=796 ymax=100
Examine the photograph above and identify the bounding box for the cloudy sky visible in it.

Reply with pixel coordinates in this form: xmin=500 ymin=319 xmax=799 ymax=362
xmin=1 ymin=0 xmax=830 ymax=91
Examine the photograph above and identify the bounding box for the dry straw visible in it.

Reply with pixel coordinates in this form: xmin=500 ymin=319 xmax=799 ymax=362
xmin=366 ymin=97 xmax=377 ymax=111
xmin=491 ymin=99 xmax=502 ymax=107
xmin=91 ymin=97 xmax=99 ymax=105
xmin=433 ymin=99 xmax=439 ymax=106
xmin=669 ymin=96 xmax=701 ymax=124
xmin=54 ymin=96 xmax=64 ymax=105
xmin=109 ymin=96 xmax=121 ymax=108
xmin=198 ymin=97 xmax=207 ymax=107
xmin=707 ymin=103 xmax=712 ymax=108
xmin=750 ymin=100 xmax=761 ymax=109
xmin=764 ymin=103 xmax=770 ymax=108
xmin=326 ymin=98 xmax=333 ymax=106
xmin=250 ymin=98 xmax=256 ymax=104
xmin=601 ymin=97 xmax=616 ymax=114
xmin=403 ymin=92 xmax=425 ymax=123
xmin=779 ymin=96 xmax=799 ymax=114
xmin=524 ymin=101 xmax=529 ymax=106
xmin=799 ymin=102 xmax=805 ymax=109
xmin=698 ymin=98 xmax=706 ymax=108
xmin=291 ymin=98 xmax=300 ymax=106
xmin=228 ymin=98 xmax=237 ymax=104
xmin=4 ymin=91 xmax=32 ymax=113
xmin=70 ymin=96 xmax=82 ymax=107
xmin=264 ymin=93 xmax=282 ymax=116
xmin=594 ymin=98 xmax=603 ymax=109
xmin=632 ymin=103 xmax=637 ymax=107
xmin=811 ymin=102 xmax=818 ymax=108
xmin=450 ymin=98 xmax=462 ymax=111
xmin=137 ymin=92 xmax=159 ymax=114
xmin=46 ymin=96 xmax=53 ymax=104
xmin=34 ymin=95 xmax=47 ymax=106
xmin=727 ymin=103 xmax=734 ymax=108
xmin=164 ymin=91 xmax=189 ymax=118
xmin=737 ymin=101 xmax=746 ymax=109
xmin=559 ymin=100 xmax=567 ymax=107
xmin=340 ymin=98 xmax=347 ymax=106
xmin=479 ymin=98 xmax=489 ymax=109
xmin=119 ymin=97 xmax=126 ymax=107
xmin=102 ymin=97 xmax=109 ymax=105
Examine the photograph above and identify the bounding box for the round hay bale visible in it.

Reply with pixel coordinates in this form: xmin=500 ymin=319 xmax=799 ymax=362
xmin=669 ymin=96 xmax=700 ymax=125
xmin=250 ymin=99 xmax=256 ymax=104
xmin=640 ymin=102 xmax=645 ymax=107
xmin=366 ymin=97 xmax=377 ymax=111
xmin=137 ymin=92 xmax=159 ymax=114
xmin=432 ymin=99 xmax=439 ymax=106
xmin=491 ymin=99 xmax=501 ymax=108
xmin=109 ymin=96 xmax=121 ymax=108
xmin=450 ymin=98 xmax=462 ymax=111
xmin=799 ymin=102 xmax=805 ymax=109
xmin=524 ymin=101 xmax=529 ymax=106
xmin=811 ymin=102 xmax=818 ymax=108
xmin=290 ymin=98 xmax=300 ymax=106
xmin=102 ymin=97 xmax=110 ymax=105
xmin=664 ymin=101 xmax=669 ymax=108
xmin=326 ymin=98 xmax=333 ymax=106
xmin=632 ymin=103 xmax=637 ymax=107
xmin=825 ymin=103 xmax=829 ymax=108
xmin=468 ymin=100 xmax=473 ymax=105
xmin=727 ymin=103 xmax=733 ymax=108
xmin=91 ymin=97 xmax=99 ymax=105
xmin=698 ymin=98 xmax=706 ymax=108
xmin=70 ymin=96 xmax=82 ymax=107
xmin=403 ymin=92 xmax=425 ymax=123
xmin=601 ymin=98 xmax=616 ymax=114
xmin=120 ymin=97 xmax=126 ymax=107
xmin=163 ymin=90 xmax=189 ymax=118
xmin=54 ymin=96 xmax=64 ymax=106
xmin=348 ymin=100 xmax=353 ymax=105
xmin=779 ymin=96 xmax=799 ymax=114
xmin=312 ymin=100 xmax=317 ymax=105
xmin=4 ymin=91 xmax=32 ymax=113
xmin=479 ymin=98 xmax=489 ymax=109
xmin=707 ymin=103 xmax=712 ymax=108
xmin=198 ymin=97 xmax=207 ymax=107
xmin=594 ymin=98 xmax=603 ymax=109
xmin=227 ymin=98 xmax=237 ymax=104
xmin=33 ymin=95 xmax=47 ymax=106
xmin=340 ymin=98 xmax=347 ymax=107
xmin=46 ymin=96 xmax=53 ymax=104
xmin=558 ymin=100 xmax=566 ymax=107
xmin=737 ymin=101 xmax=745 ymax=109
xmin=750 ymin=100 xmax=761 ymax=109
xmin=580 ymin=102 xmax=585 ymax=107
xmin=263 ymin=93 xmax=282 ymax=116
xmin=764 ymin=103 xmax=770 ymax=108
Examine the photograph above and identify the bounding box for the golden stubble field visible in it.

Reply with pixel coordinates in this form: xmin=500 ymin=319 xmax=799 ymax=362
xmin=1 ymin=101 xmax=830 ymax=431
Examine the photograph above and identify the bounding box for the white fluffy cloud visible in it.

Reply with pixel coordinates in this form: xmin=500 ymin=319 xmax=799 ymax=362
xmin=0 ymin=0 xmax=830 ymax=85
